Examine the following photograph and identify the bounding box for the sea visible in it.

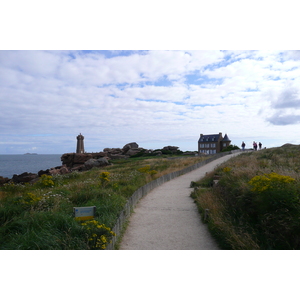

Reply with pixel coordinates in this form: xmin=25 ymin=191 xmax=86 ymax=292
xmin=0 ymin=154 xmax=62 ymax=178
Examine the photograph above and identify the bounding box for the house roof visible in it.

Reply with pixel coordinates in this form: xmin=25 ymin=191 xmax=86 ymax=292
xmin=222 ymin=134 xmax=231 ymax=142
xmin=198 ymin=134 xmax=221 ymax=143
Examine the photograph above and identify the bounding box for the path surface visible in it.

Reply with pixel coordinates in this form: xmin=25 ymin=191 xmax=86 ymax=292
xmin=120 ymin=152 xmax=241 ymax=250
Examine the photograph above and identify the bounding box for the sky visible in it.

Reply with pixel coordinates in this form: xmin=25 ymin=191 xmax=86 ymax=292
xmin=1 ymin=1 xmax=299 ymax=155
xmin=1 ymin=49 xmax=300 ymax=154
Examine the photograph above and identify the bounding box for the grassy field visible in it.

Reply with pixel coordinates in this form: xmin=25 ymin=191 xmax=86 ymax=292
xmin=191 ymin=145 xmax=300 ymax=250
xmin=0 ymin=155 xmax=206 ymax=250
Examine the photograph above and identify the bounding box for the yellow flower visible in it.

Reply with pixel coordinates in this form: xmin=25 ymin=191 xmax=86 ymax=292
xmin=249 ymin=172 xmax=295 ymax=192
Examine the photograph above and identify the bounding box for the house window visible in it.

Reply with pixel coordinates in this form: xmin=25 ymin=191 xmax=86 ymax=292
xmin=205 ymin=144 xmax=210 ymax=148
xmin=223 ymin=143 xmax=227 ymax=147
xmin=211 ymin=143 xmax=216 ymax=148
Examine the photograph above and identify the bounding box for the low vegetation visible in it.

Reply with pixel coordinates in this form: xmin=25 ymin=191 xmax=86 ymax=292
xmin=191 ymin=144 xmax=300 ymax=250
xmin=0 ymin=154 xmax=205 ymax=250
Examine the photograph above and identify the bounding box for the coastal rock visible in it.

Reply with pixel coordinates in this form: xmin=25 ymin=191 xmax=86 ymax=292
xmin=61 ymin=153 xmax=107 ymax=168
xmin=12 ymin=172 xmax=38 ymax=184
xmin=38 ymin=169 xmax=50 ymax=176
xmin=0 ymin=176 xmax=10 ymax=185
xmin=61 ymin=153 xmax=92 ymax=168
xmin=122 ymin=142 xmax=138 ymax=154
xmin=84 ymin=157 xmax=110 ymax=170
xmin=103 ymin=148 xmax=122 ymax=154
xmin=126 ymin=148 xmax=144 ymax=156
xmin=49 ymin=165 xmax=70 ymax=175
xmin=49 ymin=169 xmax=60 ymax=176
xmin=59 ymin=165 xmax=70 ymax=175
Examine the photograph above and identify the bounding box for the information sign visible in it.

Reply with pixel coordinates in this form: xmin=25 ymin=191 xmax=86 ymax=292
xmin=74 ymin=206 xmax=96 ymax=221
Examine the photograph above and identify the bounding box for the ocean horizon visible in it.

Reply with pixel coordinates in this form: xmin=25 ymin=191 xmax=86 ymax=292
xmin=0 ymin=154 xmax=63 ymax=178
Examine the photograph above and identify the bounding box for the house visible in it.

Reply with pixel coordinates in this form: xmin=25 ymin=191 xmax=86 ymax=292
xmin=198 ymin=132 xmax=231 ymax=154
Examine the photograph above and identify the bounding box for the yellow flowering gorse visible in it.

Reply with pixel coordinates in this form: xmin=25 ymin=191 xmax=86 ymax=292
xmin=39 ymin=174 xmax=55 ymax=187
xmin=138 ymin=165 xmax=158 ymax=176
xmin=19 ymin=192 xmax=42 ymax=206
xmin=249 ymin=172 xmax=295 ymax=192
xmin=80 ymin=219 xmax=116 ymax=250
xmin=223 ymin=167 xmax=232 ymax=173
xmin=99 ymin=172 xmax=110 ymax=186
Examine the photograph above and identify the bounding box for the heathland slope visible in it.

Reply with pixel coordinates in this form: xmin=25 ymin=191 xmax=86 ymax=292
xmin=191 ymin=145 xmax=300 ymax=250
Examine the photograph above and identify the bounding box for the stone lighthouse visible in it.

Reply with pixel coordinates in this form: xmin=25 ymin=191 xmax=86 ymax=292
xmin=76 ymin=133 xmax=85 ymax=153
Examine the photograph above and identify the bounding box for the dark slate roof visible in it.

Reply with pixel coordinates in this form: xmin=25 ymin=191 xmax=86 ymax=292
xmin=198 ymin=134 xmax=220 ymax=143
xmin=222 ymin=134 xmax=231 ymax=142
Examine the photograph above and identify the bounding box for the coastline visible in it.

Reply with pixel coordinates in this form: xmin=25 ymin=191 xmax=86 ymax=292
xmin=0 ymin=154 xmax=62 ymax=179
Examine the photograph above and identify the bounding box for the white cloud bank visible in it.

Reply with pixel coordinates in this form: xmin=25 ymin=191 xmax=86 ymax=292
xmin=1 ymin=50 xmax=300 ymax=154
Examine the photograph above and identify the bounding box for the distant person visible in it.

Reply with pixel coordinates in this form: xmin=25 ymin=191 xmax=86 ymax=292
xmin=253 ymin=141 xmax=257 ymax=151
xmin=259 ymin=142 xmax=262 ymax=150
xmin=241 ymin=141 xmax=245 ymax=151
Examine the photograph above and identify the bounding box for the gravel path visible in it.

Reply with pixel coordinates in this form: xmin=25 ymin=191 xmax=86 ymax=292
xmin=120 ymin=153 xmax=241 ymax=250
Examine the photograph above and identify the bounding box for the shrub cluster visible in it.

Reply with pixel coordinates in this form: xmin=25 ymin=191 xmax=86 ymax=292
xmin=80 ymin=219 xmax=116 ymax=249
xmin=137 ymin=165 xmax=158 ymax=176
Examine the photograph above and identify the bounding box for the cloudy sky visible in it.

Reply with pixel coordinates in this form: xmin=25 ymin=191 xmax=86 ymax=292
xmin=1 ymin=49 xmax=300 ymax=154
xmin=0 ymin=50 xmax=300 ymax=154
xmin=1 ymin=1 xmax=299 ymax=154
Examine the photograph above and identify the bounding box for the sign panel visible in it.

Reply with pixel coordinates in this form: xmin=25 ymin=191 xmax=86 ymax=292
xmin=74 ymin=206 xmax=96 ymax=221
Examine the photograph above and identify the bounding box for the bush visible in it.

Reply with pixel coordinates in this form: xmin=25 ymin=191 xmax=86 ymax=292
xmin=221 ymin=145 xmax=240 ymax=152
xmin=38 ymin=174 xmax=55 ymax=187
xmin=80 ymin=219 xmax=116 ymax=249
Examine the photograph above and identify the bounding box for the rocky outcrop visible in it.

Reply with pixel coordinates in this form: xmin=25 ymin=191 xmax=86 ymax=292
xmin=61 ymin=152 xmax=106 ymax=168
xmin=103 ymin=142 xmax=141 ymax=158
xmin=84 ymin=157 xmax=110 ymax=170
xmin=122 ymin=142 xmax=139 ymax=154
xmin=12 ymin=172 xmax=38 ymax=184
xmin=59 ymin=142 xmax=183 ymax=173
xmin=49 ymin=165 xmax=70 ymax=176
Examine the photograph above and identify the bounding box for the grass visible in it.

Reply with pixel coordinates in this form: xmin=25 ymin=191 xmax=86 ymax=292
xmin=191 ymin=145 xmax=300 ymax=250
xmin=0 ymin=154 xmax=206 ymax=250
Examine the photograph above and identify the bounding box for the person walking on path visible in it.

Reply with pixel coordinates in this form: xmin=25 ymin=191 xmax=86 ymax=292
xmin=241 ymin=141 xmax=245 ymax=151
xmin=253 ymin=141 xmax=257 ymax=151
xmin=259 ymin=142 xmax=262 ymax=150
xmin=119 ymin=152 xmax=242 ymax=250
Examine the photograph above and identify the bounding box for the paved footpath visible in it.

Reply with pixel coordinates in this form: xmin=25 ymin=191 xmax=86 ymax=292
xmin=119 ymin=153 xmax=241 ymax=250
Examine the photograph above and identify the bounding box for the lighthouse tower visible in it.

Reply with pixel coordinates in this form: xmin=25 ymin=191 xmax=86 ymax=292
xmin=76 ymin=133 xmax=85 ymax=153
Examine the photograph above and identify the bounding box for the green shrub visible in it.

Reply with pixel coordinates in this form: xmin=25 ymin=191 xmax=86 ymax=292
xmin=38 ymin=174 xmax=55 ymax=187
xmin=221 ymin=145 xmax=240 ymax=152
xmin=80 ymin=219 xmax=116 ymax=249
